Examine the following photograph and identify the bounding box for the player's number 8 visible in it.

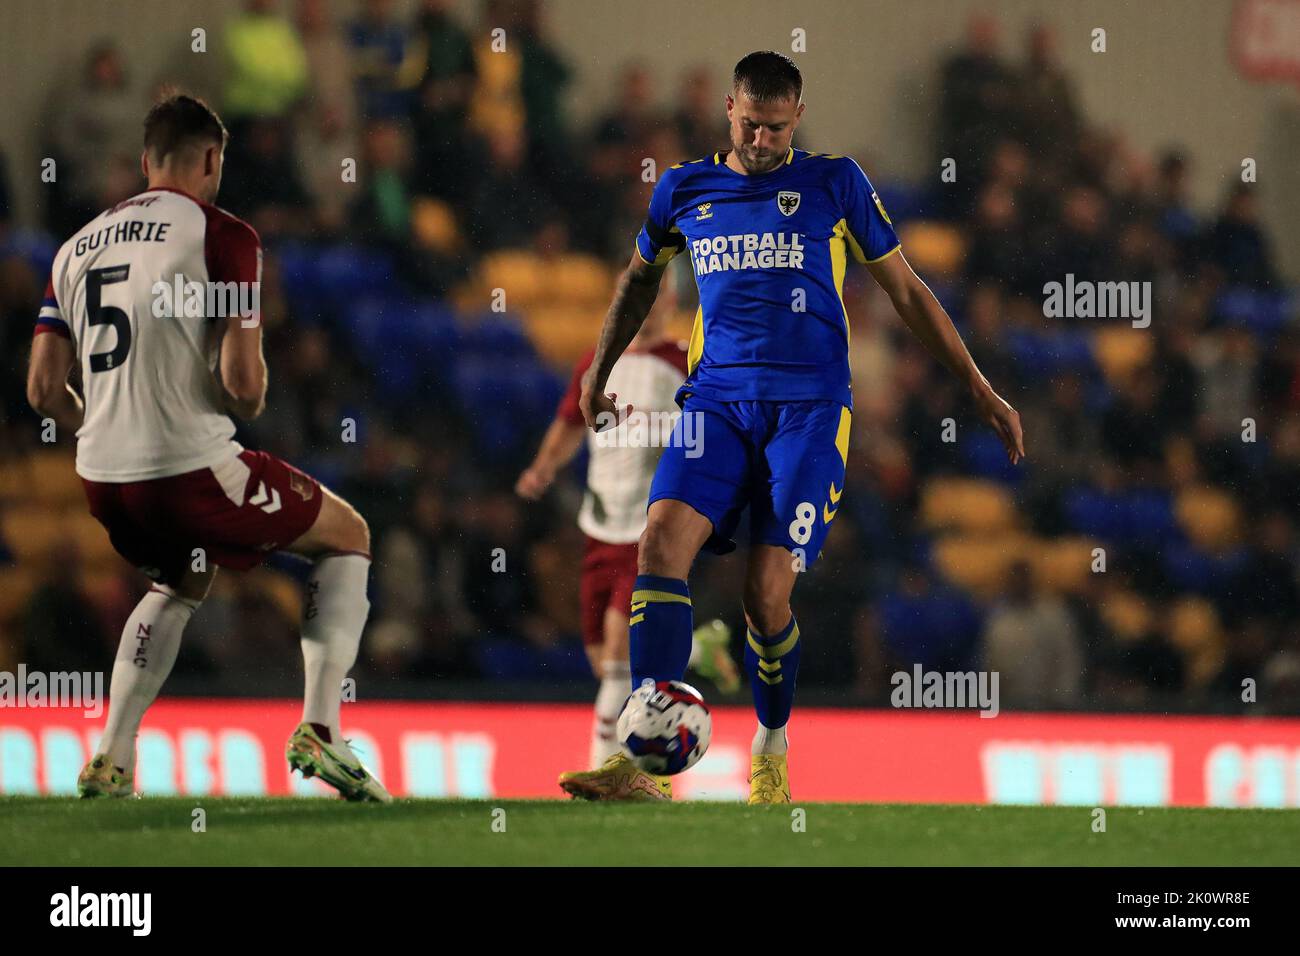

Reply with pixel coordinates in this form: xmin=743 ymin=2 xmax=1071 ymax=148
xmin=86 ymin=264 xmax=132 ymax=373
xmin=789 ymin=501 xmax=816 ymax=545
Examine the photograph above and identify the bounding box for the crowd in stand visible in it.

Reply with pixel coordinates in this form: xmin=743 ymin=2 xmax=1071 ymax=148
xmin=0 ymin=3 xmax=1296 ymax=713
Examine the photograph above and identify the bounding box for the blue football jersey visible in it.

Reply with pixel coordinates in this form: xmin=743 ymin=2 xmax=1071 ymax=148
xmin=635 ymin=147 xmax=900 ymax=408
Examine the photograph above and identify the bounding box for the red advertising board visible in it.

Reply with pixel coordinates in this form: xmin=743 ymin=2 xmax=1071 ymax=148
xmin=2 ymin=699 xmax=1299 ymax=806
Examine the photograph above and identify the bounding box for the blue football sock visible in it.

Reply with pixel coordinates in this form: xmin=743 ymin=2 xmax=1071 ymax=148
xmin=628 ymin=575 xmax=694 ymax=686
xmin=745 ymin=616 xmax=801 ymax=729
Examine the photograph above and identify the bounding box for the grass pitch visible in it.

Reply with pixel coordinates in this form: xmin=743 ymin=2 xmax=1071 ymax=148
xmin=3 ymin=798 xmax=1298 ymax=866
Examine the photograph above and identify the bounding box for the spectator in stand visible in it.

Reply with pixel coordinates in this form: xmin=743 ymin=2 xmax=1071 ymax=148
xmin=410 ymin=0 xmax=478 ymax=200
xmin=348 ymin=0 xmax=422 ymax=121
xmin=1153 ymin=150 xmax=1199 ymax=260
xmin=675 ymin=65 xmax=727 ymax=159
xmin=464 ymin=123 xmax=555 ymax=251
xmin=594 ymin=63 xmax=661 ymax=155
xmin=982 ymin=560 xmax=1084 ymax=709
xmin=217 ymin=117 xmax=314 ymax=237
xmin=222 ymin=0 xmax=309 ymax=123
xmin=1205 ymin=183 xmax=1278 ymax=289
xmin=47 ymin=42 xmax=140 ymax=235
xmin=515 ymin=0 xmax=574 ymax=179
xmin=937 ymin=13 xmax=1018 ymax=215
xmin=293 ymin=0 xmax=359 ymax=233
xmin=1016 ymin=23 xmax=1080 ymax=169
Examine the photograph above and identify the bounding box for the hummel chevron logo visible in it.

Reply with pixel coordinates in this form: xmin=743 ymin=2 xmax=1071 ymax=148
xmin=249 ymin=481 xmax=282 ymax=514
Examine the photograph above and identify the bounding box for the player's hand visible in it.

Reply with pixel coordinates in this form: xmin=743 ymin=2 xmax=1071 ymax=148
xmin=972 ymin=383 xmax=1025 ymax=464
xmin=579 ymin=381 xmax=632 ymax=433
xmin=515 ymin=465 xmax=554 ymax=501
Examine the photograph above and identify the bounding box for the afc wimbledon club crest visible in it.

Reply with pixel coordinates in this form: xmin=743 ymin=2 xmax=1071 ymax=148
xmin=777 ymin=190 xmax=801 ymax=216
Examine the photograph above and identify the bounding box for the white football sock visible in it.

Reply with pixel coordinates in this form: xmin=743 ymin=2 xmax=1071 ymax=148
xmin=300 ymin=554 xmax=371 ymax=748
xmin=99 ymin=587 xmax=197 ymax=772
xmin=590 ymin=659 xmax=632 ymax=767
xmin=752 ymin=723 xmax=789 ymax=756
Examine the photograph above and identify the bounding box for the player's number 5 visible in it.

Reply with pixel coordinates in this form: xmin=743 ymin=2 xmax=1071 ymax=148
xmin=86 ymin=264 xmax=132 ymax=373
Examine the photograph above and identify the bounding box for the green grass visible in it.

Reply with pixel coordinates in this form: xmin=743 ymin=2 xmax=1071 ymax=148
xmin=3 ymin=798 xmax=1298 ymax=866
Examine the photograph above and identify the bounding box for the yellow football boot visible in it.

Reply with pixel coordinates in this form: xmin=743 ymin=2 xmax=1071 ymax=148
xmin=77 ymin=754 xmax=136 ymax=799
xmin=748 ymin=753 xmax=791 ymax=805
xmin=558 ymin=753 xmax=672 ymax=801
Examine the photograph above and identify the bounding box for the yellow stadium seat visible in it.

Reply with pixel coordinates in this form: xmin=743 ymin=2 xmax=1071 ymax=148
xmin=1168 ymin=596 xmax=1225 ymax=688
xmin=546 ymin=256 xmax=617 ymax=307
xmin=896 ymin=222 xmax=966 ymax=278
xmin=1032 ymin=536 xmax=1101 ymax=595
xmin=1175 ymin=486 xmax=1242 ymax=552
xmin=1 ymin=510 xmax=67 ymax=564
xmin=523 ymin=305 xmax=606 ymax=368
xmin=475 ymin=251 xmax=547 ymax=309
xmin=25 ymin=451 xmax=83 ymax=509
xmin=1092 ymin=327 xmax=1154 ymax=386
xmin=931 ymin=533 xmax=1034 ymax=598
xmin=919 ymin=478 xmax=1019 ymax=535
xmin=1098 ymin=588 xmax=1153 ymax=642
xmin=411 ymin=197 xmax=462 ymax=255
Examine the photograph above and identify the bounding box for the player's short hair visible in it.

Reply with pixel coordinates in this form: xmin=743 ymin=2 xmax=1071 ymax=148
xmin=143 ymin=93 xmax=228 ymax=164
xmin=732 ymin=51 xmax=802 ymax=104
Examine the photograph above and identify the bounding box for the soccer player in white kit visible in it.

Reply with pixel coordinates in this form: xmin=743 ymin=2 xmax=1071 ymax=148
xmin=26 ymin=95 xmax=390 ymax=801
xmin=516 ymin=280 xmax=738 ymax=800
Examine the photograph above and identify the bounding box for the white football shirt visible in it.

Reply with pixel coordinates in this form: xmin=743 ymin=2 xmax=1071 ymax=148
xmin=37 ymin=187 xmax=261 ymax=482
xmin=558 ymin=341 xmax=689 ymax=544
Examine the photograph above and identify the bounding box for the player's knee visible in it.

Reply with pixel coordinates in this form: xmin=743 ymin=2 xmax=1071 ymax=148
xmin=638 ymin=520 xmax=683 ymax=577
xmin=325 ymin=498 xmax=370 ymax=555
xmin=343 ymin=507 xmax=371 ymax=555
xmin=743 ymin=591 xmax=792 ymax=637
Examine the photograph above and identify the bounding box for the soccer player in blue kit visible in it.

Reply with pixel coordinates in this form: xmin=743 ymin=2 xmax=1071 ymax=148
xmin=576 ymin=51 xmax=1024 ymax=803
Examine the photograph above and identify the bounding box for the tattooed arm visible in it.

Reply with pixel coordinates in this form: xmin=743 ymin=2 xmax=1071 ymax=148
xmin=578 ymin=250 xmax=668 ymax=431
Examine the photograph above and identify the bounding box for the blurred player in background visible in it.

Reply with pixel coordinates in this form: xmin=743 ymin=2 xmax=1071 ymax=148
xmin=577 ymin=52 xmax=1024 ymax=803
xmin=26 ymin=94 xmax=390 ymax=802
xmin=517 ymin=274 xmax=739 ymax=800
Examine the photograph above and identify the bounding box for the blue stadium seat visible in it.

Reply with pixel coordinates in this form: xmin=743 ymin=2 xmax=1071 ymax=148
xmin=1215 ymin=287 xmax=1294 ymax=338
xmin=2 ymin=230 xmax=58 ymax=277
xmin=1063 ymin=487 xmax=1178 ymax=546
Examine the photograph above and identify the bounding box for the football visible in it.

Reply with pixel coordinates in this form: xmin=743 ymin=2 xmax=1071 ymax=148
xmin=617 ymin=680 xmax=712 ymax=774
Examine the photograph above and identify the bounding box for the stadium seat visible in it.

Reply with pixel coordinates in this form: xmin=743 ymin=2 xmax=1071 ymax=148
xmin=0 ymin=510 xmax=66 ymax=564
xmin=1215 ymin=287 xmax=1293 ymax=338
xmin=1032 ymin=536 xmax=1101 ymax=594
xmin=473 ymin=251 xmax=547 ymax=308
xmin=962 ymin=430 xmax=1027 ymax=484
xmin=458 ymin=311 xmax=536 ymax=359
xmin=521 ymin=305 xmax=605 ymax=368
xmin=1175 ymin=485 xmax=1243 ymax=552
xmin=22 ymin=451 xmax=84 ymax=511
xmin=1167 ymin=596 xmax=1226 ymax=687
xmin=1161 ymin=540 xmax=1248 ymax=593
xmin=1063 ymin=487 xmax=1177 ymax=546
xmin=919 ymin=478 xmax=1019 ymax=534
xmin=1091 ymin=327 xmax=1154 ymax=386
xmin=1097 ymin=588 xmax=1154 ymax=642
xmin=931 ymin=532 xmax=1034 ymax=597
xmin=896 ymin=222 xmax=966 ymax=279
xmin=546 ymin=256 xmax=617 ymax=307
